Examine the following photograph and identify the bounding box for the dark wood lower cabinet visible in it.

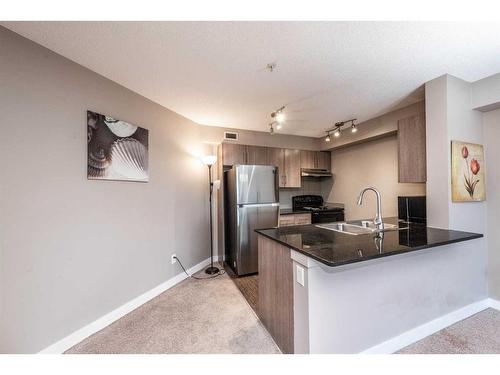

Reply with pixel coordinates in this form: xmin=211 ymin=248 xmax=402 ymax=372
xmin=258 ymin=235 xmax=294 ymax=354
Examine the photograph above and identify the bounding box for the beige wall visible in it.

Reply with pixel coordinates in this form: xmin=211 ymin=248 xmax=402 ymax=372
xmin=321 ymin=101 xmax=425 ymax=151
xmin=0 ymin=26 xmax=342 ymax=353
xmin=200 ymin=125 xmax=321 ymax=151
xmin=327 ymin=135 xmax=425 ymax=220
xmin=0 ymin=27 xmax=216 ymax=353
xmin=484 ymin=108 xmax=500 ymax=300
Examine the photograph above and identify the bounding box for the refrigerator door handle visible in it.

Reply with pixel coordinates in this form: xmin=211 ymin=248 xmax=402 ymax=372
xmin=238 ymin=203 xmax=279 ymax=208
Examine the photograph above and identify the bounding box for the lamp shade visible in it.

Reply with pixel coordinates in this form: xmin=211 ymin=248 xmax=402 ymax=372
xmin=202 ymin=155 xmax=217 ymax=166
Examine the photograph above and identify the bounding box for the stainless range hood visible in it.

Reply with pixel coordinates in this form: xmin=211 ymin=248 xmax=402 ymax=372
xmin=301 ymin=168 xmax=333 ymax=178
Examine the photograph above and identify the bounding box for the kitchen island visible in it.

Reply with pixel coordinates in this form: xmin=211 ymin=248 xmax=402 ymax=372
xmin=255 ymin=218 xmax=485 ymax=353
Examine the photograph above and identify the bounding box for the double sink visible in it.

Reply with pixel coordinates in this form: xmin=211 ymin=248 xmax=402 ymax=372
xmin=316 ymin=221 xmax=407 ymax=235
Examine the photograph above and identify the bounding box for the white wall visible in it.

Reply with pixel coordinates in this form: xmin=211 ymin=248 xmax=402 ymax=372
xmin=200 ymin=125 xmax=321 ymax=151
xmin=0 ymin=27 xmax=215 ymax=353
xmin=424 ymin=74 xmax=488 ymax=304
xmin=321 ymin=101 xmax=425 ymax=150
xmin=471 ymin=72 xmax=500 ymax=111
xmin=483 ymin=108 xmax=500 ymax=300
xmin=425 ymin=75 xmax=487 ymax=233
xmin=327 ymin=135 xmax=425 ymax=220
xmin=293 ymin=239 xmax=487 ymax=353
xmin=446 ymin=76 xmax=487 ymax=233
xmin=425 ymin=76 xmax=450 ymax=228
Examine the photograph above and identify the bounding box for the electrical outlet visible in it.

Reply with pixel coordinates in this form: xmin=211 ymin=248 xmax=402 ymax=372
xmin=171 ymin=254 xmax=177 ymax=265
xmin=296 ymin=265 xmax=305 ymax=286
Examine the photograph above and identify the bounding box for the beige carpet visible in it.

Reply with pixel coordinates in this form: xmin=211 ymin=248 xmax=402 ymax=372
xmin=398 ymin=308 xmax=500 ymax=354
xmin=65 ymin=270 xmax=280 ymax=354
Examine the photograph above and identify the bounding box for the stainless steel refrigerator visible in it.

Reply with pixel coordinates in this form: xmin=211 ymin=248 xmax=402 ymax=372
xmin=225 ymin=165 xmax=279 ymax=276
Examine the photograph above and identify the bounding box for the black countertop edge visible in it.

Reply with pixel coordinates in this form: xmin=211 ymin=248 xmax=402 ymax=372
xmin=255 ymin=223 xmax=483 ymax=268
xmin=256 ymin=230 xmax=483 ymax=267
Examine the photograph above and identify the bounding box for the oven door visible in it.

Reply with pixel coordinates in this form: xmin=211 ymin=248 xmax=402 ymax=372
xmin=311 ymin=210 xmax=345 ymax=224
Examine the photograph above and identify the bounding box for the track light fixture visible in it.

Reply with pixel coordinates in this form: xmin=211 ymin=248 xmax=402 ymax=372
xmin=271 ymin=106 xmax=286 ymax=123
xmin=269 ymin=106 xmax=286 ymax=134
xmin=324 ymin=119 xmax=357 ymax=141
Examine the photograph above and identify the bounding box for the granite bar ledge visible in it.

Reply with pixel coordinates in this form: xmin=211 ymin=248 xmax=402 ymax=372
xmin=255 ymin=217 xmax=482 ymax=268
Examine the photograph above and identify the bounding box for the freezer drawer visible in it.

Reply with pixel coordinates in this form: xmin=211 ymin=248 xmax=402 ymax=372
xmin=235 ymin=203 xmax=279 ymax=275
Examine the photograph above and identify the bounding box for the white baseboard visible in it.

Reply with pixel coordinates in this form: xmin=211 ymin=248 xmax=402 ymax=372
xmin=488 ymin=298 xmax=500 ymax=311
xmin=361 ymin=299 xmax=491 ymax=354
xmin=39 ymin=256 xmax=217 ymax=354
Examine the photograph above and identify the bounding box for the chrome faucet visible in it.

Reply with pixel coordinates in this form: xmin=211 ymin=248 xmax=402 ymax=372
xmin=357 ymin=187 xmax=384 ymax=231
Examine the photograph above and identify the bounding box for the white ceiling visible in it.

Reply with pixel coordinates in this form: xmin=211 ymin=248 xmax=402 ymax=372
xmin=3 ymin=21 xmax=500 ymax=137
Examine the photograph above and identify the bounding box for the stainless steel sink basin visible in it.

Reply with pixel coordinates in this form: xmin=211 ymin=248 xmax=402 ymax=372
xmin=315 ymin=222 xmax=374 ymax=235
xmin=357 ymin=221 xmax=405 ymax=231
xmin=316 ymin=221 xmax=407 ymax=235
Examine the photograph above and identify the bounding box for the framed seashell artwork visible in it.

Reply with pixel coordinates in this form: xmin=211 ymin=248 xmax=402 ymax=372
xmin=451 ymin=140 xmax=485 ymax=202
xmin=87 ymin=110 xmax=149 ymax=182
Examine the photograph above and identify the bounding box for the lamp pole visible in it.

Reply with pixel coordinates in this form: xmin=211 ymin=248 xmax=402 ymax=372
xmin=205 ymin=163 xmax=219 ymax=275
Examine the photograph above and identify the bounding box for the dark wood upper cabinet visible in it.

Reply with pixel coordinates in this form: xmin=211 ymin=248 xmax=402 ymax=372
xmin=222 ymin=143 xmax=331 ymax=188
xmin=268 ymin=148 xmax=286 ymax=187
xmin=317 ymin=151 xmax=331 ymax=171
xmin=300 ymin=150 xmax=316 ymax=169
xmin=398 ymin=114 xmax=426 ymax=183
xmin=222 ymin=143 xmax=269 ymax=166
xmin=268 ymin=148 xmax=300 ymax=188
xmin=245 ymin=145 xmax=269 ymax=165
xmin=283 ymin=149 xmax=301 ymax=188
xmin=300 ymin=150 xmax=331 ymax=171
xmin=222 ymin=143 xmax=247 ymax=166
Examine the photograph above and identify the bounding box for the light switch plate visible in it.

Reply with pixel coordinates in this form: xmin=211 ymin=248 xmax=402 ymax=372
xmin=296 ymin=265 xmax=305 ymax=286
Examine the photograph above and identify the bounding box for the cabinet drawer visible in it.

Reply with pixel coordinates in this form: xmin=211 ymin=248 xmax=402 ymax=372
xmin=294 ymin=213 xmax=311 ymax=225
xmin=279 ymin=213 xmax=311 ymax=227
xmin=279 ymin=215 xmax=296 ymax=227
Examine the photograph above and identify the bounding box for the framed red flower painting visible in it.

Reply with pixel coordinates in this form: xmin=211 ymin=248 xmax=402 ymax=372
xmin=451 ymin=141 xmax=486 ymax=202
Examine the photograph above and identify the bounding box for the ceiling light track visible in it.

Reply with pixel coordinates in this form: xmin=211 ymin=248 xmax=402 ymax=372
xmin=269 ymin=106 xmax=286 ymax=134
xmin=324 ymin=118 xmax=357 ymax=142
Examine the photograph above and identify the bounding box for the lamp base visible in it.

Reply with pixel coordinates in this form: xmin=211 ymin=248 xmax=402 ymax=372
xmin=205 ymin=266 xmax=220 ymax=275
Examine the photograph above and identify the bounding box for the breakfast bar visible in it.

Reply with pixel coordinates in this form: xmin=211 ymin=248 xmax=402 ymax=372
xmin=256 ymin=218 xmax=485 ymax=353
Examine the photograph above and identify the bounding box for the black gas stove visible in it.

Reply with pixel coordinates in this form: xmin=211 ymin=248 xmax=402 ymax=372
xmin=292 ymin=195 xmax=345 ymax=223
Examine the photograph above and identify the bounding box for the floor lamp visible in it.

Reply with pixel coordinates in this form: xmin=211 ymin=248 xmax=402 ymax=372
xmin=202 ymin=155 xmax=219 ymax=275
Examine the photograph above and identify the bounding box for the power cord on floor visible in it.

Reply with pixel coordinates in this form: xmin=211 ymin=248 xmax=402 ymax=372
xmin=174 ymin=256 xmax=225 ymax=280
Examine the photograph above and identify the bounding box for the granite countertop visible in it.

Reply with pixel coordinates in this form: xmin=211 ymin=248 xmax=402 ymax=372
xmin=255 ymin=217 xmax=483 ymax=267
